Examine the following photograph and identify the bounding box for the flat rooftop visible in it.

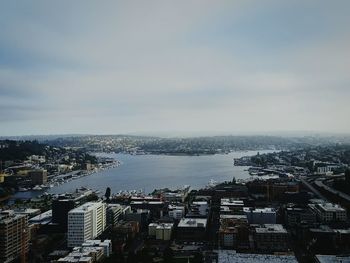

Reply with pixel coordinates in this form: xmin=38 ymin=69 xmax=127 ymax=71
xmin=178 ymin=218 xmax=207 ymax=228
xmin=221 ymin=199 xmax=244 ymax=206
xmin=69 ymin=202 xmax=103 ymax=213
xmin=316 ymin=255 xmax=350 ymax=263
xmin=243 ymin=207 xmax=276 ymax=213
xmin=255 ymin=224 xmax=287 ymax=234
xmin=315 ymin=203 xmax=346 ymax=212
xmin=216 ymin=250 xmax=298 ymax=263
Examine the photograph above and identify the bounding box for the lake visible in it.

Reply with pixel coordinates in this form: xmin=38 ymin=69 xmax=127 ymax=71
xmin=13 ymin=150 xmax=276 ymax=199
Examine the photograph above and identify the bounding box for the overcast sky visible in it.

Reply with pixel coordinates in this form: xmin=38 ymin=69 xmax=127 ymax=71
xmin=0 ymin=1 xmax=349 ymax=136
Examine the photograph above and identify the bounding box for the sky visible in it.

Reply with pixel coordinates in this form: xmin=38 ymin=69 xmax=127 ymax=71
xmin=0 ymin=0 xmax=349 ymax=136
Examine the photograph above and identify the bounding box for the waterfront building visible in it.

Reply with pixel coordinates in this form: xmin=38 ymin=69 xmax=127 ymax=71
xmin=28 ymin=169 xmax=47 ymax=185
xmin=67 ymin=202 xmax=106 ymax=247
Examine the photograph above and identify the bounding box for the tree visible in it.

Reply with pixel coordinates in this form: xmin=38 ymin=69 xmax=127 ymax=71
xmin=105 ymin=187 xmax=111 ymax=202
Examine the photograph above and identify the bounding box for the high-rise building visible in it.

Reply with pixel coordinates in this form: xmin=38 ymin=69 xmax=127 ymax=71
xmin=67 ymin=202 xmax=106 ymax=247
xmin=52 ymin=199 xmax=75 ymax=231
xmin=0 ymin=211 xmax=29 ymax=263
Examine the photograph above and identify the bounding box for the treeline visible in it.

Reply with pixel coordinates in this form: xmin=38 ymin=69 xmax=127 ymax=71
xmin=0 ymin=140 xmax=48 ymax=161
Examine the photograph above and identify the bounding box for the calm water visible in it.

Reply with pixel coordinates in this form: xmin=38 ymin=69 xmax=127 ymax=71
xmin=13 ymin=150 xmax=276 ymax=199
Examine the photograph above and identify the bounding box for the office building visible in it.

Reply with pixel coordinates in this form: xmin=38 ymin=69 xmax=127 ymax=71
xmin=67 ymin=202 xmax=106 ymax=248
xmin=52 ymin=199 xmax=75 ymax=231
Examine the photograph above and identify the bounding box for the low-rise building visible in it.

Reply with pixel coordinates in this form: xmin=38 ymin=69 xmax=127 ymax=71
xmin=219 ymin=215 xmax=249 ymax=249
xmin=177 ymin=218 xmax=207 ymax=240
xmin=82 ymin=240 xmax=112 ymax=257
xmin=309 ymin=202 xmax=347 ymax=222
xmin=168 ymin=205 xmax=185 ymax=220
xmin=148 ymin=223 xmax=173 ymax=240
xmin=243 ymin=207 xmax=276 ymax=224
xmin=214 ymin=250 xmax=298 ymax=263
xmin=190 ymin=201 xmax=208 ymax=216
xmin=220 ymin=199 xmax=244 ymax=214
xmin=285 ymin=207 xmax=316 ymax=227
xmin=254 ymin=224 xmax=289 ymax=252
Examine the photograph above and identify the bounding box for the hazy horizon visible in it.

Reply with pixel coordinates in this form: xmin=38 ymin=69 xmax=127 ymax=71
xmin=1 ymin=1 xmax=349 ymax=136
xmin=1 ymin=130 xmax=350 ymax=139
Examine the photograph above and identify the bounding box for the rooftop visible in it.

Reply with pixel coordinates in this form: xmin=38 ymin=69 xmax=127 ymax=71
xmin=178 ymin=218 xmax=207 ymax=228
xmin=315 ymin=203 xmax=346 ymax=213
xmin=243 ymin=207 xmax=276 ymax=213
xmin=69 ymin=202 xmax=104 ymax=213
xmin=316 ymin=255 xmax=350 ymax=263
xmin=255 ymin=224 xmax=287 ymax=234
xmin=216 ymin=250 xmax=298 ymax=263
xmin=221 ymin=199 xmax=244 ymax=206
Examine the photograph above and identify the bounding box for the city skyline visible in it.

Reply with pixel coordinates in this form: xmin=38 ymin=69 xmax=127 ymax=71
xmin=1 ymin=1 xmax=350 ymax=136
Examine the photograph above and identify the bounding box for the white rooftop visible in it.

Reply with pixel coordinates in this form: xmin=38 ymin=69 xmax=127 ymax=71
xmin=69 ymin=202 xmax=103 ymax=213
xmin=221 ymin=199 xmax=244 ymax=206
xmin=178 ymin=218 xmax=207 ymax=228
xmin=243 ymin=207 xmax=276 ymax=213
xmin=316 ymin=203 xmax=346 ymax=212
xmin=255 ymin=224 xmax=287 ymax=234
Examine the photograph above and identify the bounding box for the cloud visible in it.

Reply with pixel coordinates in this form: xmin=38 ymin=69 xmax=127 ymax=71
xmin=0 ymin=0 xmax=349 ymax=135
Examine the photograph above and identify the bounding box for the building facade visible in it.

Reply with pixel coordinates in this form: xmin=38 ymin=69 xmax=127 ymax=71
xmin=0 ymin=211 xmax=29 ymax=263
xmin=67 ymin=202 xmax=106 ymax=248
